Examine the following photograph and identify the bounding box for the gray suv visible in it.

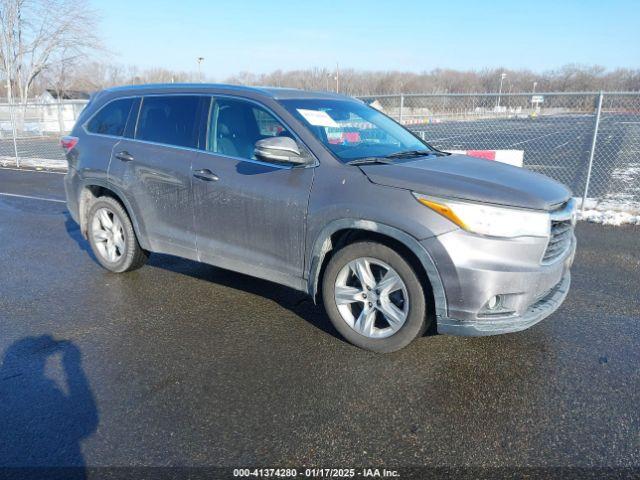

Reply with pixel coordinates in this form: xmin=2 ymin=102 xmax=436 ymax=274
xmin=63 ymin=84 xmax=576 ymax=352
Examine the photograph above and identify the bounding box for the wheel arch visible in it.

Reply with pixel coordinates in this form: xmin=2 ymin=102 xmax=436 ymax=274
xmin=77 ymin=180 xmax=150 ymax=250
xmin=307 ymin=219 xmax=447 ymax=318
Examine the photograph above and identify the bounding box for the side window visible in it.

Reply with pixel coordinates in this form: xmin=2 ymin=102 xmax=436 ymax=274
xmin=207 ymin=98 xmax=293 ymax=160
xmin=86 ymin=98 xmax=134 ymax=136
xmin=253 ymin=108 xmax=286 ymax=137
xmin=136 ymin=95 xmax=201 ymax=148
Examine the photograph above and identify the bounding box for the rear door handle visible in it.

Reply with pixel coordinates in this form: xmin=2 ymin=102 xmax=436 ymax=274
xmin=193 ymin=168 xmax=219 ymax=182
xmin=115 ymin=151 xmax=134 ymax=162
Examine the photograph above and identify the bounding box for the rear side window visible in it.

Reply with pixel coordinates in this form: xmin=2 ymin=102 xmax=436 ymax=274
xmin=136 ymin=96 xmax=201 ymax=148
xmin=86 ymin=98 xmax=134 ymax=136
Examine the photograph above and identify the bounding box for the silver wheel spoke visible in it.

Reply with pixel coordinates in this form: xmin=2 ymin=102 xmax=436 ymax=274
xmin=354 ymin=307 xmax=376 ymax=337
xmin=335 ymin=285 xmax=363 ymax=305
xmin=98 ymin=209 xmax=113 ymax=229
xmin=351 ymin=258 xmax=375 ymax=289
xmin=111 ymin=216 xmax=123 ymax=235
xmin=93 ymin=230 xmax=109 ymax=242
xmin=95 ymin=242 xmax=108 ymax=258
xmin=379 ymin=301 xmax=406 ymax=330
xmin=377 ymin=269 xmax=403 ymax=296
xmin=114 ymin=234 xmax=125 ymax=253
xmin=106 ymin=243 xmax=117 ymax=262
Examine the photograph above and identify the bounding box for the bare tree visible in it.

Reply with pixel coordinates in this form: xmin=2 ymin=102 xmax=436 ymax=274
xmin=0 ymin=0 xmax=101 ymax=105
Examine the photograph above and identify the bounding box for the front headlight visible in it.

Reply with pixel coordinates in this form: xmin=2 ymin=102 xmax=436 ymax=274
xmin=413 ymin=193 xmax=550 ymax=238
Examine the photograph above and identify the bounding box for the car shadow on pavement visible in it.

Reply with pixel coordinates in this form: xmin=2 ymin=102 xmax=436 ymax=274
xmin=64 ymin=216 xmax=437 ymax=342
xmin=146 ymin=254 xmax=346 ymax=341
xmin=0 ymin=335 xmax=98 ymax=479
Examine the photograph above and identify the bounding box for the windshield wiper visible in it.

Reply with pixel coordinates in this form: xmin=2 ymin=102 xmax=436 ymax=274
xmin=385 ymin=149 xmax=448 ymax=159
xmin=346 ymin=157 xmax=397 ymax=166
xmin=345 ymin=157 xmax=400 ymax=165
xmin=346 ymin=149 xmax=450 ymax=166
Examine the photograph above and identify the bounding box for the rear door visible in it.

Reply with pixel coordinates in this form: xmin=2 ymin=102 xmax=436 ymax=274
xmin=81 ymin=97 xmax=137 ymax=182
xmin=108 ymin=94 xmax=208 ymax=258
xmin=191 ymin=96 xmax=315 ymax=287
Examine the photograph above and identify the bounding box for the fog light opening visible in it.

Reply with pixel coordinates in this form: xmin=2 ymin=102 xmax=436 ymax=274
xmin=487 ymin=295 xmax=502 ymax=311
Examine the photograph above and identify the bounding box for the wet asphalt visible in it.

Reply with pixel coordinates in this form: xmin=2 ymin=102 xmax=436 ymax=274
xmin=0 ymin=168 xmax=638 ymax=470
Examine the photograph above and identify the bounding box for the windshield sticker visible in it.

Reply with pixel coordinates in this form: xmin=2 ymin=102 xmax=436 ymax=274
xmin=296 ymin=109 xmax=339 ymax=128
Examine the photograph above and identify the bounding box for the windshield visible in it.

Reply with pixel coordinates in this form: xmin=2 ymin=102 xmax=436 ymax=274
xmin=280 ymin=99 xmax=434 ymax=162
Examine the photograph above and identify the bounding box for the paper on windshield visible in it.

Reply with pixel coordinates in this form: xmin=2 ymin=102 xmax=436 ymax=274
xmin=296 ymin=109 xmax=339 ymax=128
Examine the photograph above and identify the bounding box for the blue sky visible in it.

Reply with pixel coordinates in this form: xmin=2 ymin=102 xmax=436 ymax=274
xmin=93 ymin=0 xmax=640 ymax=79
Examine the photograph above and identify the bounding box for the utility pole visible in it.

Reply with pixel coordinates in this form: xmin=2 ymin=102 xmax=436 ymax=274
xmin=335 ymin=62 xmax=340 ymax=93
xmin=197 ymin=57 xmax=205 ymax=82
xmin=532 ymin=81 xmax=537 ymax=94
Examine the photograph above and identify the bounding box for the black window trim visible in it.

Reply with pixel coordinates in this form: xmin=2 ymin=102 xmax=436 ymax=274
xmin=134 ymin=94 xmax=206 ymax=150
xmin=201 ymin=93 xmax=319 ymax=169
xmin=82 ymin=92 xmax=319 ymax=170
xmin=83 ymin=95 xmax=139 ymax=139
xmin=123 ymin=97 xmax=142 ymax=139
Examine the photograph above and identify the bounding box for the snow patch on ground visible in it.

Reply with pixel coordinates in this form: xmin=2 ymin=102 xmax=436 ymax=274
xmin=578 ymin=209 xmax=640 ymax=226
xmin=577 ymin=197 xmax=640 ymax=226
xmin=0 ymin=156 xmax=67 ymax=171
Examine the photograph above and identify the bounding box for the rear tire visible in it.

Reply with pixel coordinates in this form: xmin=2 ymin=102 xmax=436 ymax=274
xmin=87 ymin=196 xmax=148 ymax=273
xmin=322 ymin=241 xmax=428 ymax=353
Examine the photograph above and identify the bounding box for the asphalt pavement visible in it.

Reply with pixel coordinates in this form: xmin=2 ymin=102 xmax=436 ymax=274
xmin=0 ymin=169 xmax=639 ymax=474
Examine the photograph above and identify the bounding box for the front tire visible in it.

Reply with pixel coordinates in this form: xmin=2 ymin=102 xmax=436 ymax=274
xmin=87 ymin=196 xmax=148 ymax=273
xmin=322 ymin=241 xmax=428 ymax=353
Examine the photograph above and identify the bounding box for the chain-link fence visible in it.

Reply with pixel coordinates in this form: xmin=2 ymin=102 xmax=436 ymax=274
xmin=358 ymin=92 xmax=640 ymax=212
xmin=1 ymin=93 xmax=639 ymax=212
xmin=0 ymin=100 xmax=88 ymax=170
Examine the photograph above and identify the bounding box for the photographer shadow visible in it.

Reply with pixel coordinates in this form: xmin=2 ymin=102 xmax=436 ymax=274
xmin=0 ymin=335 xmax=98 ymax=479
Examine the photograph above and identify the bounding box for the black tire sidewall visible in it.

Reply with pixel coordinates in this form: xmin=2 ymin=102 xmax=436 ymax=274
xmin=87 ymin=197 xmax=139 ymax=273
xmin=322 ymin=241 xmax=428 ymax=353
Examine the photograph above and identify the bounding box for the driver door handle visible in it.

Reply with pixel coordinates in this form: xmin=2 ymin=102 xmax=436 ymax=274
xmin=115 ymin=151 xmax=134 ymax=162
xmin=193 ymin=168 xmax=219 ymax=182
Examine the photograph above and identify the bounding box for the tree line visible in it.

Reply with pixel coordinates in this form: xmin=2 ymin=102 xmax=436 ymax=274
xmin=1 ymin=0 xmax=638 ymax=104
xmin=21 ymin=62 xmax=639 ymax=100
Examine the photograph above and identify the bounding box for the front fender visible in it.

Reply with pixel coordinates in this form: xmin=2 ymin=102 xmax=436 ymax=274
xmin=306 ymin=218 xmax=447 ymax=318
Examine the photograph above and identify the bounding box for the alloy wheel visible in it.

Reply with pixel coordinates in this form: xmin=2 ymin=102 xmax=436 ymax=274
xmin=91 ymin=207 xmax=126 ymax=263
xmin=334 ymin=257 xmax=409 ymax=338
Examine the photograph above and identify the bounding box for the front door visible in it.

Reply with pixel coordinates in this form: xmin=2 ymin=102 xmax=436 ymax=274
xmin=191 ymin=96 xmax=315 ymax=288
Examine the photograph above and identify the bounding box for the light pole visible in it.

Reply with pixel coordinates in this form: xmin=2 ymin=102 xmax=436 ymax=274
xmin=532 ymin=81 xmax=539 ymax=113
xmin=197 ymin=57 xmax=205 ymax=82
xmin=496 ymin=72 xmax=507 ymax=108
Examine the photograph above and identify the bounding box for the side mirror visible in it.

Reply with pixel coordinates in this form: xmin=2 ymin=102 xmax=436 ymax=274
xmin=254 ymin=137 xmax=310 ymax=166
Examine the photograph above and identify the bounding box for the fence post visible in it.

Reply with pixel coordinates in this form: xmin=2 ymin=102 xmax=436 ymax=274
xmin=57 ymin=100 xmax=65 ymax=133
xmin=581 ymin=91 xmax=604 ymax=211
xmin=399 ymin=94 xmax=404 ymax=124
xmin=9 ymin=102 xmax=20 ymax=168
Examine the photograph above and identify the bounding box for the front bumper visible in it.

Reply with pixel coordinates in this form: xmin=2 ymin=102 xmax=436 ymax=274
xmin=422 ymin=228 xmax=576 ymax=337
xmin=437 ymin=270 xmax=571 ymax=336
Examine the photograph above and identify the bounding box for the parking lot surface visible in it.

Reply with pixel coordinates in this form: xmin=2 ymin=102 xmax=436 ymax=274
xmin=0 ymin=169 xmax=639 ymax=470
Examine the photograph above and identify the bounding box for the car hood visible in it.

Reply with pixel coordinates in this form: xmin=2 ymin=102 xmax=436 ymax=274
xmin=359 ymin=154 xmax=571 ymax=211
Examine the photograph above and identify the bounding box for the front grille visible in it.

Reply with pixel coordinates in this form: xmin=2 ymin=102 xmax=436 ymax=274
xmin=542 ymin=218 xmax=573 ymax=264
